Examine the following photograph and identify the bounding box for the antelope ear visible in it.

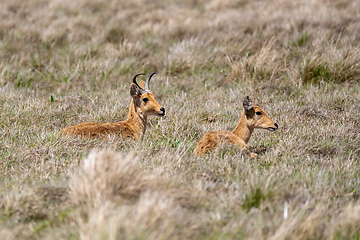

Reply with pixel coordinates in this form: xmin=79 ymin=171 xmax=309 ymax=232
xmin=130 ymin=83 xmax=141 ymax=98
xmin=138 ymin=80 xmax=145 ymax=90
xmin=243 ymin=95 xmax=254 ymax=111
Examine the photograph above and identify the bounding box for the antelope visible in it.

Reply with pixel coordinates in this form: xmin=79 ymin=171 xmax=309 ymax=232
xmin=194 ymin=95 xmax=278 ymax=157
xmin=58 ymin=72 xmax=165 ymax=140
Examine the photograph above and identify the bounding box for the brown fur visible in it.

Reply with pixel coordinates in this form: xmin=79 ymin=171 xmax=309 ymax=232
xmin=194 ymin=95 xmax=278 ymax=157
xmin=58 ymin=79 xmax=165 ymax=140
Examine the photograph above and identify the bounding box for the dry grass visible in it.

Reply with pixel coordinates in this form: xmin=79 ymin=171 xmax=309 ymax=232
xmin=0 ymin=0 xmax=360 ymax=239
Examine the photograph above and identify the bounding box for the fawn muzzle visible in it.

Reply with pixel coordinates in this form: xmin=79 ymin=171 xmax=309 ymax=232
xmin=268 ymin=123 xmax=278 ymax=131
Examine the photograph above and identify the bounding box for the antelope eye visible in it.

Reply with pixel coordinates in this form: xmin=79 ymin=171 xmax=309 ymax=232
xmin=256 ymin=111 xmax=262 ymax=116
xmin=142 ymin=98 xmax=149 ymax=103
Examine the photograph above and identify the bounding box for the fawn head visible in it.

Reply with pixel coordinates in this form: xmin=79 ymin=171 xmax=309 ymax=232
xmin=130 ymin=72 xmax=165 ymax=117
xmin=243 ymin=95 xmax=278 ymax=131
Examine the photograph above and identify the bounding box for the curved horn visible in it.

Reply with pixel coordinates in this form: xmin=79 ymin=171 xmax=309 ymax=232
xmin=145 ymin=72 xmax=157 ymax=92
xmin=132 ymin=73 xmax=147 ymax=94
xmin=133 ymin=73 xmax=146 ymax=90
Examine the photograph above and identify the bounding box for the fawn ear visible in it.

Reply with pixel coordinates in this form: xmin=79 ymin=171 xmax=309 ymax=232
xmin=130 ymin=83 xmax=141 ymax=98
xmin=138 ymin=80 xmax=145 ymax=90
xmin=243 ymin=95 xmax=254 ymax=111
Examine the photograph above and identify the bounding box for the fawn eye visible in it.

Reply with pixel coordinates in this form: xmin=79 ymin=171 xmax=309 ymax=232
xmin=256 ymin=111 xmax=262 ymax=116
xmin=142 ymin=98 xmax=149 ymax=103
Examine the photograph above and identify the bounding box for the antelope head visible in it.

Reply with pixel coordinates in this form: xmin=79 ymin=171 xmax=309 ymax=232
xmin=243 ymin=95 xmax=278 ymax=131
xmin=130 ymin=72 xmax=165 ymax=117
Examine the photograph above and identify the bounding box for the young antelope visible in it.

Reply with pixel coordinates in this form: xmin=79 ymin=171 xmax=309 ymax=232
xmin=194 ymin=95 xmax=278 ymax=157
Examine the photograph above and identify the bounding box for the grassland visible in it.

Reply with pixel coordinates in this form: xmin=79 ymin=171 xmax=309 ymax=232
xmin=0 ymin=0 xmax=360 ymax=239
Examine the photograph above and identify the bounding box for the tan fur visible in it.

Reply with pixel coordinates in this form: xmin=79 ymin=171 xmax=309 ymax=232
xmin=194 ymin=95 xmax=278 ymax=157
xmin=59 ymin=78 xmax=165 ymax=140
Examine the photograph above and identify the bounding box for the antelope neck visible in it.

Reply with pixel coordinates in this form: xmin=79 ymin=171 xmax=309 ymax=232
xmin=124 ymin=99 xmax=147 ymax=139
xmin=231 ymin=110 xmax=254 ymax=144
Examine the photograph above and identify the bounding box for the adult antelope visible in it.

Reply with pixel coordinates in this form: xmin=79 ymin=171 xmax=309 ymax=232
xmin=194 ymin=95 xmax=278 ymax=157
xmin=58 ymin=72 xmax=165 ymax=140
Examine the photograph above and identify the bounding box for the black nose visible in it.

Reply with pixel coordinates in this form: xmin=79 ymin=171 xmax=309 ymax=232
xmin=274 ymin=123 xmax=278 ymax=129
xmin=160 ymin=107 xmax=165 ymax=113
